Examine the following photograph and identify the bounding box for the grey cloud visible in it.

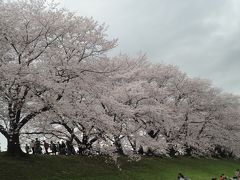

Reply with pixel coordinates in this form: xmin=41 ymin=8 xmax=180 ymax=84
xmin=59 ymin=0 xmax=240 ymax=94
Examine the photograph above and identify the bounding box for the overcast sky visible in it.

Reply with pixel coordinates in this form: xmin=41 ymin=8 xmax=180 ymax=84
xmin=56 ymin=0 xmax=240 ymax=94
xmin=1 ymin=0 xmax=240 ymax=150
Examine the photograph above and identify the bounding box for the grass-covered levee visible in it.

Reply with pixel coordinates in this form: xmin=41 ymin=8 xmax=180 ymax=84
xmin=0 ymin=153 xmax=239 ymax=180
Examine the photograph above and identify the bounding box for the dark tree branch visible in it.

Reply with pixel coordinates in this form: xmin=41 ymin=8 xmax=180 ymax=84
xmin=18 ymin=106 xmax=51 ymax=130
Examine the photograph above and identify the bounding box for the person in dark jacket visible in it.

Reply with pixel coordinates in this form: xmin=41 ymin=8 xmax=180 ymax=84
xmin=43 ymin=140 xmax=49 ymax=154
xmin=35 ymin=138 xmax=42 ymax=154
xmin=50 ymin=141 xmax=57 ymax=155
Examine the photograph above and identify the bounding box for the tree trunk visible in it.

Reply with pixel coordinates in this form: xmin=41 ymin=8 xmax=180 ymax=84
xmin=127 ymin=136 xmax=138 ymax=154
xmin=138 ymin=145 xmax=144 ymax=155
xmin=7 ymin=133 xmax=23 ymax=155
xmin=114 ymin=137 xmax=124 ymax=155
xmin=168 ymin=144 xmax=177 ymax=157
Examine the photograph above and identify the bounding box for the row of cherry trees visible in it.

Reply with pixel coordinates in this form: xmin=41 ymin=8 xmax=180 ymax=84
xmin=0 ymin=0 xmax=240 ymax=157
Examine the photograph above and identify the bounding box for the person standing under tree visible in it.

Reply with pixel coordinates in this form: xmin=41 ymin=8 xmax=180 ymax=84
xmin=25 ymin=144 xmax=30 ymax=154
xmin=43 ymin=140 xmax=49 ymax=155
xmin=57 ymin=142 xmax=61 ymax=154
xmin=35 ymin=138 xmax=42 ymax=154
xmin=30 ymin=140 xmax=35 ymax=154
xmin=50 ymin=141 xmax=57 ymax=155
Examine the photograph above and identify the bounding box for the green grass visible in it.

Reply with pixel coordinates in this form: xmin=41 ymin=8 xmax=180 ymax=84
xmin=0 ymin=153 xmax=239 ymax=180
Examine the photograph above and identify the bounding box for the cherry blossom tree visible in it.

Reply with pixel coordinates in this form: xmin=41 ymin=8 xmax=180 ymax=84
xmin=102 ymin=60 xmax=240 ymax=157
xmin=1 ymin=0 xmax=240 ymax=159
xmin=0 ymin=0 xmax=116 ymax=155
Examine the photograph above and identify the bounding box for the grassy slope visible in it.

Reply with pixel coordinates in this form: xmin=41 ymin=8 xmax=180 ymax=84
xmin=0 ymin=154 xmax=239 ymax=180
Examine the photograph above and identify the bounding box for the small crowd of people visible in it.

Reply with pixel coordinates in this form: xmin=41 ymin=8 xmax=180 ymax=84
xmin=212 ymin=169 xmax=240 ymax=180
xmin=25 ymin=138 xmax=76 ymax=155
xmin=216 ymin=169 xmax=240 ymax=180
xmin=177 ymin=169 xmax=240 ymax=180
